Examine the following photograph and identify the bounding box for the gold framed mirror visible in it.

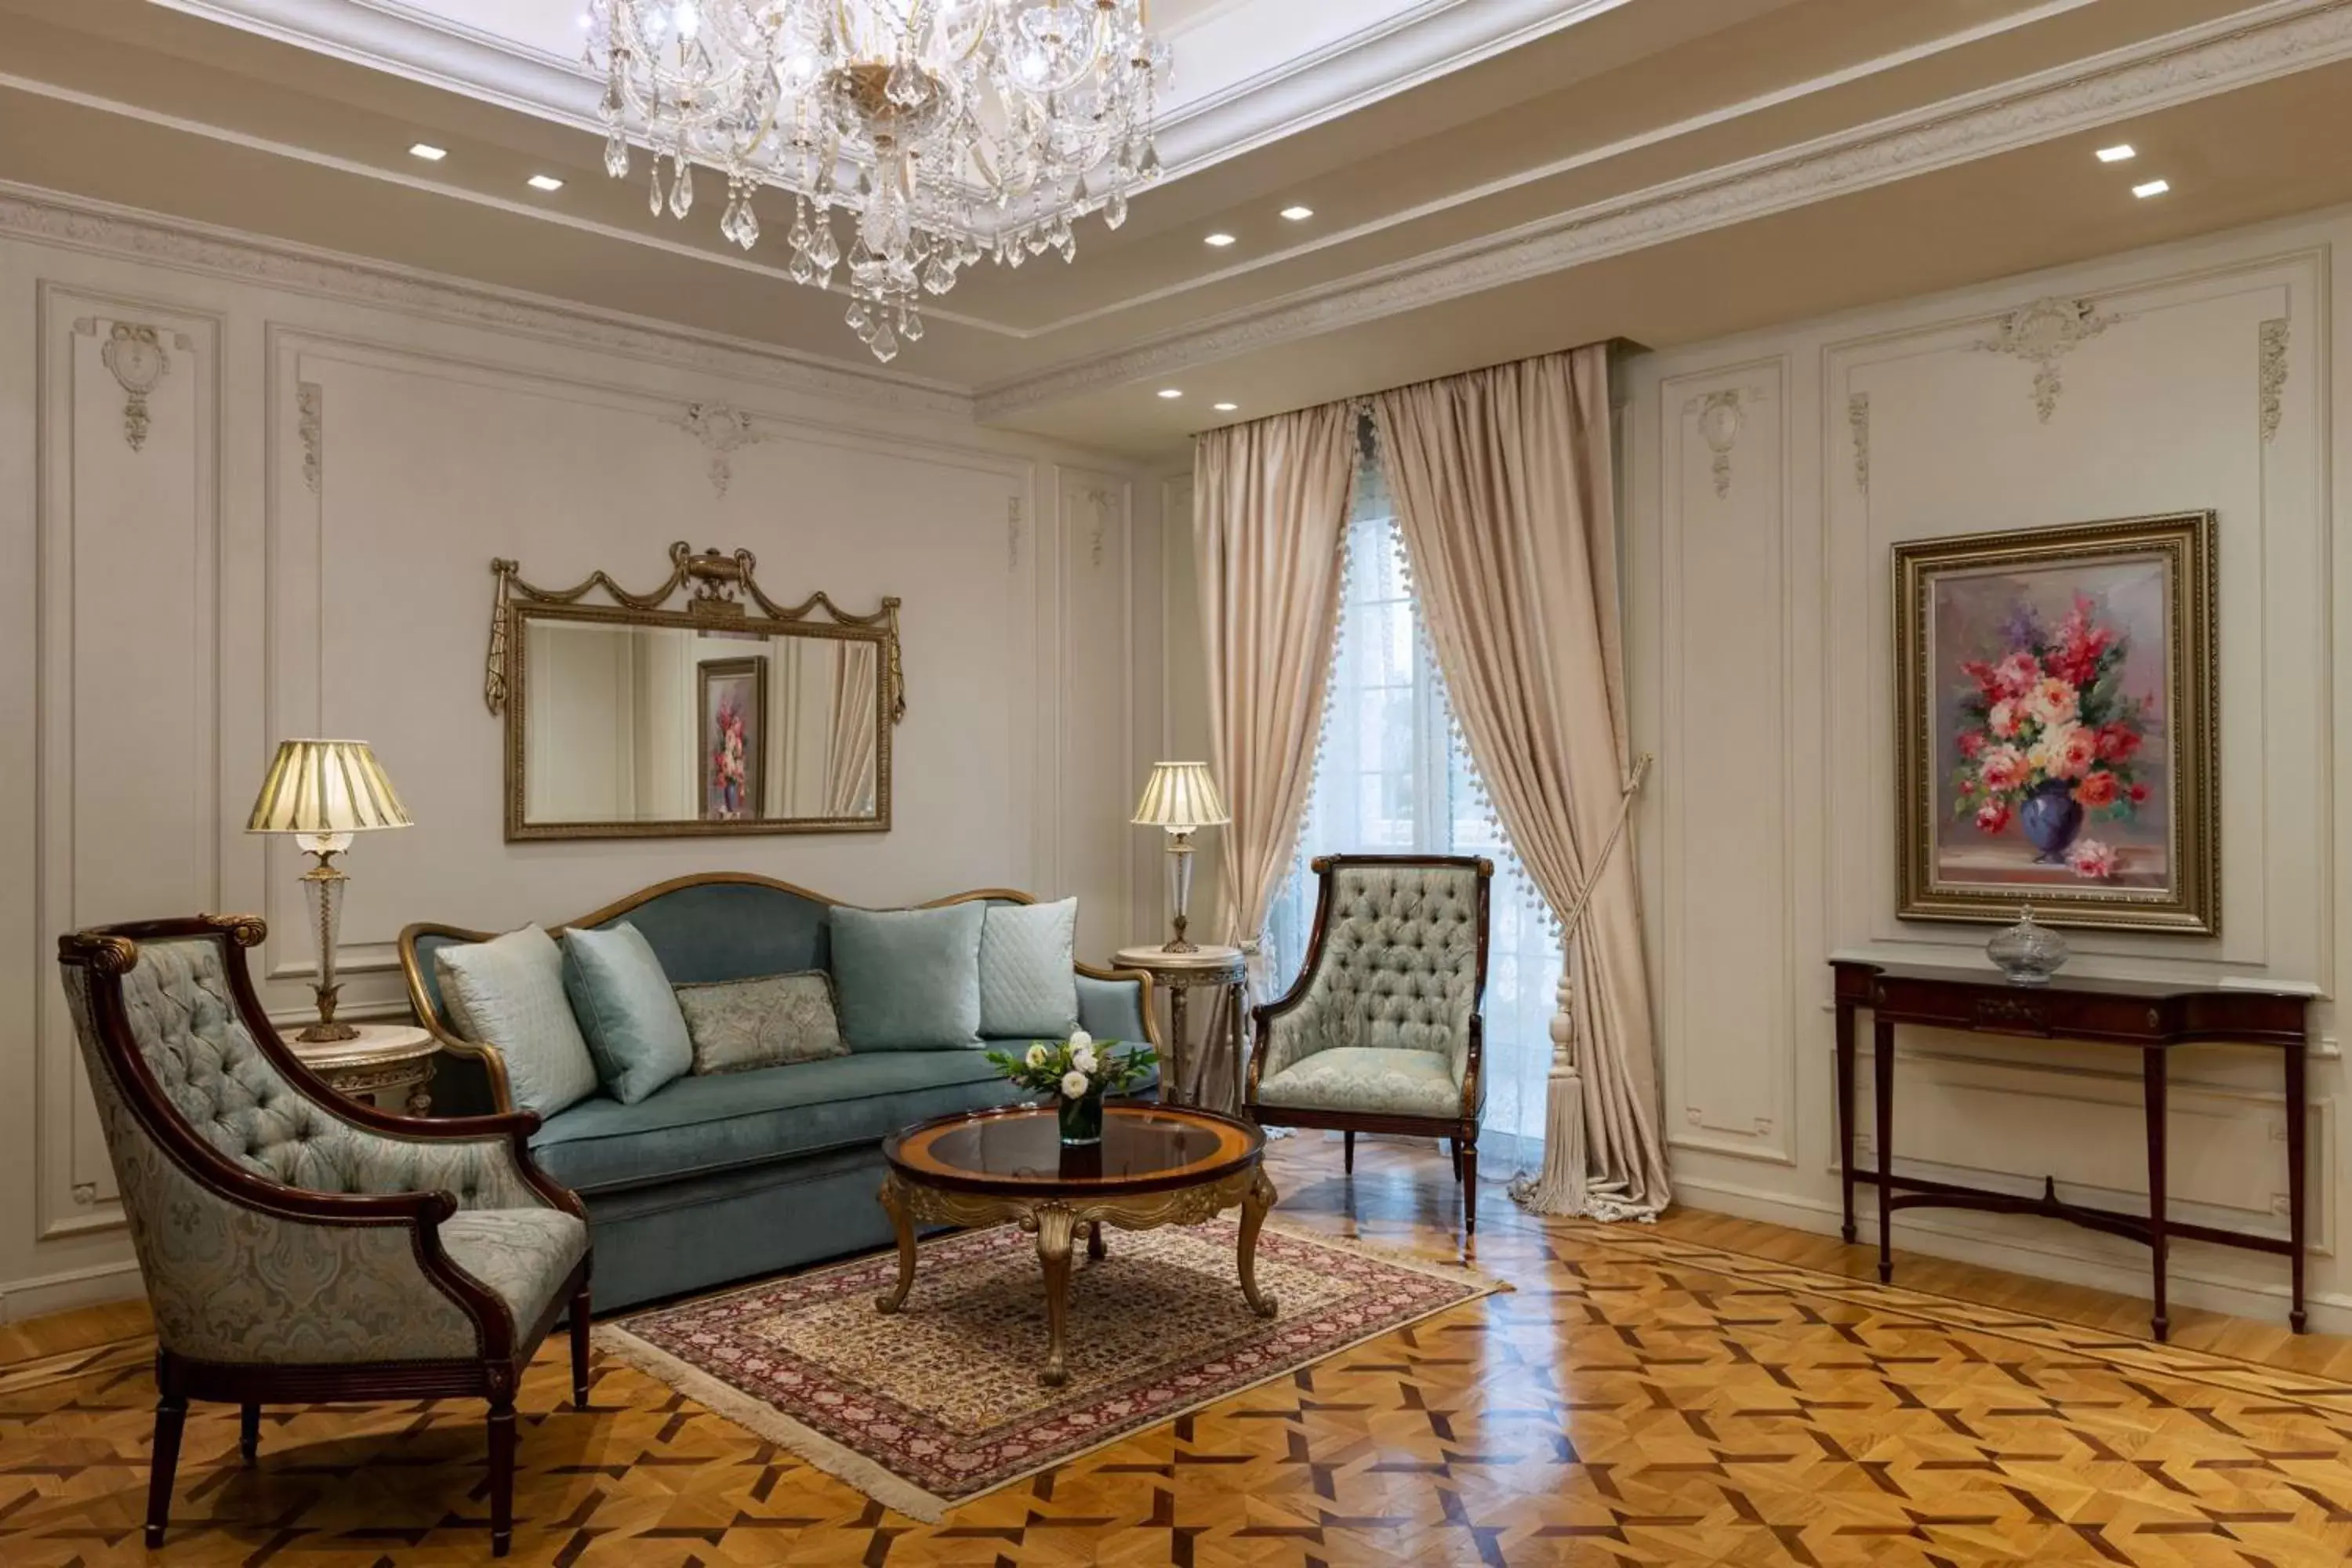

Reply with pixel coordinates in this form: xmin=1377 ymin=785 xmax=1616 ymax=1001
xmin=483 ymin=543 xmax=903 ymax=841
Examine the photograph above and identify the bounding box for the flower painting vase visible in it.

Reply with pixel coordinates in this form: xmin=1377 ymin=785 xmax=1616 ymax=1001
xmin=2017 ymin=778 xmax=2085 ymax=863
xmin=1058 ymin=1091 xmax=1105 ymax=1146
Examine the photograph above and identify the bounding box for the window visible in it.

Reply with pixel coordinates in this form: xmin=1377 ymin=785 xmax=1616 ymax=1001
xmin=1265 ymin=461 xmax=1563 ymax=1162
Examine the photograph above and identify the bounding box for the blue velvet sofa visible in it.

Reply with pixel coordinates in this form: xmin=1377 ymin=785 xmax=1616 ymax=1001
xmin=397 ymin=874 xmax=1156 ymax=1310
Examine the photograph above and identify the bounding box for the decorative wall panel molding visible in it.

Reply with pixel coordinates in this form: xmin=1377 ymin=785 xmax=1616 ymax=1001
xmin=979 ymin=0 xmax=2352 ymax=416
xmin=669 ymin=401 xmax=771 ymax=497
xmin=38 ymin=286 xmax=223 ymax=1243
xmin=1657 ymin=361 xmax=1795 ymax=1167
xmin=2260 ymin=317 xmax=2289 ymax=443
xmin=1008 ymin=496 xmax=1024 ymax=570
xmin=1972 ymin=296 xmax=2120 ymax=422
xmin=1085 ymin=488 xmax=1119 ymax=566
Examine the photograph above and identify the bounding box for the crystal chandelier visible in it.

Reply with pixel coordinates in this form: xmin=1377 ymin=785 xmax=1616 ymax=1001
xmin=585 ymin=2 xmax=1170 ymax=363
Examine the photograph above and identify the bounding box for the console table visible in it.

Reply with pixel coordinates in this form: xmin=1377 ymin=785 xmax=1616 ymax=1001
xmin=1830 ymin=959 xmax=2310 ymax=1341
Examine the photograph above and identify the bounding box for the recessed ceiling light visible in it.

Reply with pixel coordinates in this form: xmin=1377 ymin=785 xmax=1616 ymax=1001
xmin=408 ymin=143 xmax=448 ymax=162
xmin=2132 ymin=178 xmax=2170 ymax=198
xmin=1203 ymin=232 xmax=1236 ymax=248
xmin=528 ymin=173 xmax=565 ymax=192
xmin=1214 ymin=402 xmax=1239 ymax=412
xmin=1157 ymin=389 xmax=1184 ymax=399
xmin=1279 ymin=205 xmax=1314 ymax=221
xmin=2095 ymin=143 xmax=2136 ymax=163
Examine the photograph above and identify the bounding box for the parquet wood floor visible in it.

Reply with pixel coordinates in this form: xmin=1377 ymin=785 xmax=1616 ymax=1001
xmin=3 ymin=1136 xmax=2350 ymax=1565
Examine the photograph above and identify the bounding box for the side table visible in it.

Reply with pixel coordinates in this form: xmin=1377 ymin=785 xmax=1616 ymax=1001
xmin=279 ymin=1022 xmax=439 ymax=1116
xmin=1114 ymin=944 xmax=1247 ymax=1116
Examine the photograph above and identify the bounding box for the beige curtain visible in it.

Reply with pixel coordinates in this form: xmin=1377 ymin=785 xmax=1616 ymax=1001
xmin=1373 ymin=346 xmax=1669 ymax=1220
xmin=822 ymin=641 xmax=880 ymax=818
xmin=1192 ymin=405 xmax=1357 ymax=1004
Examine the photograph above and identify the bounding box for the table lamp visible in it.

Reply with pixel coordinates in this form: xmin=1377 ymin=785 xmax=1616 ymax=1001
xmin=245 ymin=739 xmax=412 ymax=1043
xmin=1131 ymin=761 xmax=1229 ymax=953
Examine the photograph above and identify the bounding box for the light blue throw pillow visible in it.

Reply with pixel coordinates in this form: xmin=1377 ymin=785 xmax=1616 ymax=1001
xmin=561 ymin=923 xmax=695 ymax=1105
xmin=979 ymin=898 xmax=1081 ymax=1039
xmin=432 ymin=925 xmax=601 ymax=1120
xmin=830 ymin=902 xmax=985 ymax=1051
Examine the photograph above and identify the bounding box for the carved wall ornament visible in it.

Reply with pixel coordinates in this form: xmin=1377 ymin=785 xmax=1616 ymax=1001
xmin=1848 ymin=392 xmax=1871 ymax=496
xmin=668 ymin=402 xmax=772 ymax=497
xmin=1007 ymin=496 xmax=1024 ymax=570
xmin=1683 ymin=386 xmax=1766 ymax=499
xmin=1083 ymin=487 xmax=1119 ymax=567
xmin=1973 ymin=296 xmax=2120 ymax=422
xmin=78 ymin=318 xmax=188 ymax=452
xmin=297 ymin=382 xmax=323 ymax=495
xmin=2259 ymin=318 xmax=2288 ymax=444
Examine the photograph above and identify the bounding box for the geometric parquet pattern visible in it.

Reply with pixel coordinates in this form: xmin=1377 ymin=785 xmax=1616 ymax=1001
xmin=2 ymin=1134 xmax=2350 ymax=1566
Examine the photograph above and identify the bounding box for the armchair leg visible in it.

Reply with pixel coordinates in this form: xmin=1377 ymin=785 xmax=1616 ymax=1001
xmin=146 ymin=1388 xmax=187 ymax=1548
xmin=1449 ymin=1138 xmax=1462 ymax=1181
xmin=1343 ymin=1131 xmax=1355 ymax=1174
xmin=488 ymin=1399 xmax=517 ymax=1557
xmin=239 ymin=1403 xmax=260 ymax=1465
xmin=570 ymin=1285 xmax=593 ymax=1409
xmin=1461 ymin=1141 xmax=1479 ymax=1238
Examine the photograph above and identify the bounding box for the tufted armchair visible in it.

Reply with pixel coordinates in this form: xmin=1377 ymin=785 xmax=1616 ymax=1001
xmin=56 ymin=916 xmax=591 ymax=1558
xmin=1247 ymin=855 xmax=1492 ymax=1235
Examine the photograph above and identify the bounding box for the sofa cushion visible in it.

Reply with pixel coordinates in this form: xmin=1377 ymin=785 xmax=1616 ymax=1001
xmin=432 ymin=927 xmax=599 ymax=1120
xmin=562 ymin=923 xmax=694 ymax=1105
xmin=978 ymin=898 xmax=1082 ymax=1040
xmin=673 ymin=971 xmax=848 ymax=1076
xmin=829 ymin=903 xmax=985 ymax=1051
xmin=528 ymin=1050 xmax=1021 ymax=1193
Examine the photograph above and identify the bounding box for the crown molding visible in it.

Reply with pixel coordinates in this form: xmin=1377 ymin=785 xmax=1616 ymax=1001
xmin=0 ymin=179 xmax=973 ymax=419
xmin=978 ymin=0 xmax=2352 ymax=418
xmin=151 ymin=0 xmax=1632 ymax=191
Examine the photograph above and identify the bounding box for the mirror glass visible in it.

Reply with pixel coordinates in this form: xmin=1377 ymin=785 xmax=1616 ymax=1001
xmin=511 ymin=612 xmax=887 ymax=837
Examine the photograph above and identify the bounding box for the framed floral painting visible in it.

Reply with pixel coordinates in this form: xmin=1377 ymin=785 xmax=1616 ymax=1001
xmin=699 ymin=655 xmax=768 ymax=823
xmin=1894 ymin=511 xmax=2216 ymax=934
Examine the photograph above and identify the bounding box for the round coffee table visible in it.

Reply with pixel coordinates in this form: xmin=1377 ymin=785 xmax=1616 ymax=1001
xmin=877 ymin=1103 xmax=1276 ymax=1386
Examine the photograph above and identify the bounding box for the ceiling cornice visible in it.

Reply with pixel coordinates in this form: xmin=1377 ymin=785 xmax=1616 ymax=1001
xmin=0 ymin=176 xmax=973 ymax=418
xmin=147 ymin=0 xmax=1633 ymax=189
xmin=978 ymin=0 xmax=2352 ymax=419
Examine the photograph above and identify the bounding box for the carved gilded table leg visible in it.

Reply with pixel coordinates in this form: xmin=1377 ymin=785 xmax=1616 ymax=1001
xmin=1237 ymin=1167 xmax=1279 ymax=1318
xmin=876 ymin=1176 xmax=919 ymax=1314
xmin=1032 ymin=1205 xmax=1079 ymax=1387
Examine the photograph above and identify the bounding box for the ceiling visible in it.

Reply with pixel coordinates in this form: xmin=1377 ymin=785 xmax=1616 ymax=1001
xmin=2 ymin=0 xmax=2348 ymax=459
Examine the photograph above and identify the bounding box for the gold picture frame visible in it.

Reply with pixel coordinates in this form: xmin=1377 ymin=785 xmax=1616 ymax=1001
xmin=1893 ymin=510 xmax=2217 ymax=934
xmin=485 ymin=542 xmax=902 ymax=842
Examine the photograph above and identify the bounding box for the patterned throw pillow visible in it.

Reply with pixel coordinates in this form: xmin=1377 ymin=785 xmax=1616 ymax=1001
xmin=672 ymin=972 xmax=849 ymax=1076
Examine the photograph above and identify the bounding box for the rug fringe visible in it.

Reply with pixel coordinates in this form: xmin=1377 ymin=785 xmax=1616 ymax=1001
xmin=593 ymin=1325 xmax=958 ymax=1523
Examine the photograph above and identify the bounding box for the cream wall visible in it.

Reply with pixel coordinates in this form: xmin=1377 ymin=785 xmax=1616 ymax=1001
xmin=1625 ymin=205 xmax=2347 ymax=1329
xmin=0 ymin=187 xmax=1168 ymax=1319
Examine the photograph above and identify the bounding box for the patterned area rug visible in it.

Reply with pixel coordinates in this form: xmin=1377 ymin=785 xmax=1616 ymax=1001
xmin=597 ymin=1218 xmax=1498 ymax=1519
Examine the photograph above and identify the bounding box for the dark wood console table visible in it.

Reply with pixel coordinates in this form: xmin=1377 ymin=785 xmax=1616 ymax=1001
xmin=1831 ymin=959 xmax=2310 ymax=1341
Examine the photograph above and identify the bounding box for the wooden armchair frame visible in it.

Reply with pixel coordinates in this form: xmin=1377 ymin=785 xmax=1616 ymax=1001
xmin=1246 ymin=855 xmax=1493 ymax=1236
xmin=58 ymin=916 xmax=592 ymax=1557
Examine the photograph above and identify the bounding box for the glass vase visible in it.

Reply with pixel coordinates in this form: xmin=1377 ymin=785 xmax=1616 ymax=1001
xmin=1058 ymin=1091 xmax=1105 ymax=1146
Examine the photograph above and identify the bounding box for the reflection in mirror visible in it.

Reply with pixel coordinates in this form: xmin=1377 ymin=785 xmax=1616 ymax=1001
xmin=519 ymin=617 xmax=882 ymax=832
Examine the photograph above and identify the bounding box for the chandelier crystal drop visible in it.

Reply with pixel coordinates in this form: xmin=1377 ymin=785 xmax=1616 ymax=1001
xmin=585 ymin=1 xmax=1171 ymax=363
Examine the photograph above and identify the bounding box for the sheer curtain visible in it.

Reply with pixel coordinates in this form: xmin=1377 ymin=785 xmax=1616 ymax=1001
xmin=1265 ymin=456 xmax=1563 ymax=1171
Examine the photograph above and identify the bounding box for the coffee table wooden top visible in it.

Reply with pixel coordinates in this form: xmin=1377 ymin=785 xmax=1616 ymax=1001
xmin=884 ymin=1104 xmax=1263 ymax=1200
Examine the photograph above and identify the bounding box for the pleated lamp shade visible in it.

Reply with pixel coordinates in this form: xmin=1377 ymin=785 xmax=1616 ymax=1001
xmin=245 ymin=739 xmax=412 ymax=835
xmin=1131 ymin=761 xmax=1229 ymax=830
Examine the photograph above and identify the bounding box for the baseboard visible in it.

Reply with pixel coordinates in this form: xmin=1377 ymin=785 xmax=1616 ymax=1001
xmin=1671 ymin=1173 xmax=2352 ymax=1338
xmin=0 ymin=1258 xmax=145 ymax=1326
